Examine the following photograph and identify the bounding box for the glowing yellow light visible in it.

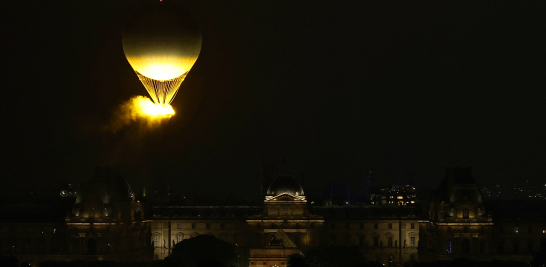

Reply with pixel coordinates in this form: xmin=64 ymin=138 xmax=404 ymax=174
xmin=137 ymin=63 xmax=187 ymax=81
xmin=135 ymin=71 xmax=186 ymax=105
xmin=134 ymin=96 xmax=175 ymax=116
xmin=122 ymin=3 xmax=202 ymax=105
xmin=105 ymin=96 xmax=174 ymax=132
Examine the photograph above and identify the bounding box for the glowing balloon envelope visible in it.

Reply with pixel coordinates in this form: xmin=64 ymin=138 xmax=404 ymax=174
xmin=122 ymin=2 xmax=202 ymax=105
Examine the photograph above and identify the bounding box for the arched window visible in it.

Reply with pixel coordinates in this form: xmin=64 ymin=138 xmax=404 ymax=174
xmin=463 ymin=208 xmax=469 ymax=219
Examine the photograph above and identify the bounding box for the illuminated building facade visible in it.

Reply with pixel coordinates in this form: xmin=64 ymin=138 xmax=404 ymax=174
xmin=149 ymin=174 xmax=421 ymax=266
xmin=421 ymin=167 xmax=546 ymax=262
xmin=371 ymin=184 xmax=417 ymax=206
xmin=1 ymin=166 xmax=544 ymax=267
xmin=0 ymin=167 xmax=152 ymax=267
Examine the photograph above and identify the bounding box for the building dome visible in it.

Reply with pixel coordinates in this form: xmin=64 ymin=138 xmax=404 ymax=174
xmin=72 ymin=166 xmax=134 ymax=218
xmin=266 ymin=176 xmax=304 ymax=196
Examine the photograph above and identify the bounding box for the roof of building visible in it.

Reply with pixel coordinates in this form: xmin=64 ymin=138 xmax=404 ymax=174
xmin=436 ymin=167 xmax=480 ymax=201
xmin=72 ymin=166 xmax=133 ymax=216
xmin=266 ymin=175 xmax=304 ymax=196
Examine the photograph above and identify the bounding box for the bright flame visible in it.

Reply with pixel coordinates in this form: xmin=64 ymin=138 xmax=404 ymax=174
xmin=134 ymin=96 xmax=175 ymax=116
xmin=106 ymin=96 xmax=175 ymax=132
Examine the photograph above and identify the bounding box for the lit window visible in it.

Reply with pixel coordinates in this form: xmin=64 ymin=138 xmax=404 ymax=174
xmin=397 ymin=196 xmax=403 ymax=200
xmin=410 ymin=236 xmax=416 ymax=247
xmin=53 ymin=229 xmax=56 ymax=234
xmin=177 ymin=236 xmax=183 ymax=243
xmin=153 ymin=236 xmax=159 ymax=247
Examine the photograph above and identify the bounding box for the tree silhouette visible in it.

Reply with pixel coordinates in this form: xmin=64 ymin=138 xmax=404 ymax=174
xmin=532 ymin=238 xmax=546 ymax=267
xmin=304 ymin=246 xmax=366 ymax=267
xmin=288 ymin=253 xmax=307 ymax=267
xmin=166 ymin=235 xmax=237 ymax=267
xmin=0 ymin=255 xmax=18 ymax=267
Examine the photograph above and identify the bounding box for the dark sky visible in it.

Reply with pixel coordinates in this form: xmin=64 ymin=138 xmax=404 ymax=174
xmin=2 ymin=0 xmax=545 ymax=199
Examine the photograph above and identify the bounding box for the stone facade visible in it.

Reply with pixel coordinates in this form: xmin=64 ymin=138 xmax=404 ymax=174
xmin=149 ymin=175 xmax=420 ymax=266
xmin=421 ymin=167 xmax=546 ymax=262
xmin=0 ymin=167 xmax=152 ymax=267
xmin=1 ymin=167 xmax=544 ymax=267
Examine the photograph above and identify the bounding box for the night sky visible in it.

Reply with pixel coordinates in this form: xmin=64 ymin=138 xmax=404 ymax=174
xmin=2 ymin=0 xmax=545 ymax=199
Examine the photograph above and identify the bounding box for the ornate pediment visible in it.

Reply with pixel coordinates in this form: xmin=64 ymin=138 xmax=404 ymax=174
xmin=265 ymin=193 xmax=306 ymax=202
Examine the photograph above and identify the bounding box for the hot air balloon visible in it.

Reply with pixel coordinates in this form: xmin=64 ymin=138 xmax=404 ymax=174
xmin=122 ymin=2 xmax=202 ymax=105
